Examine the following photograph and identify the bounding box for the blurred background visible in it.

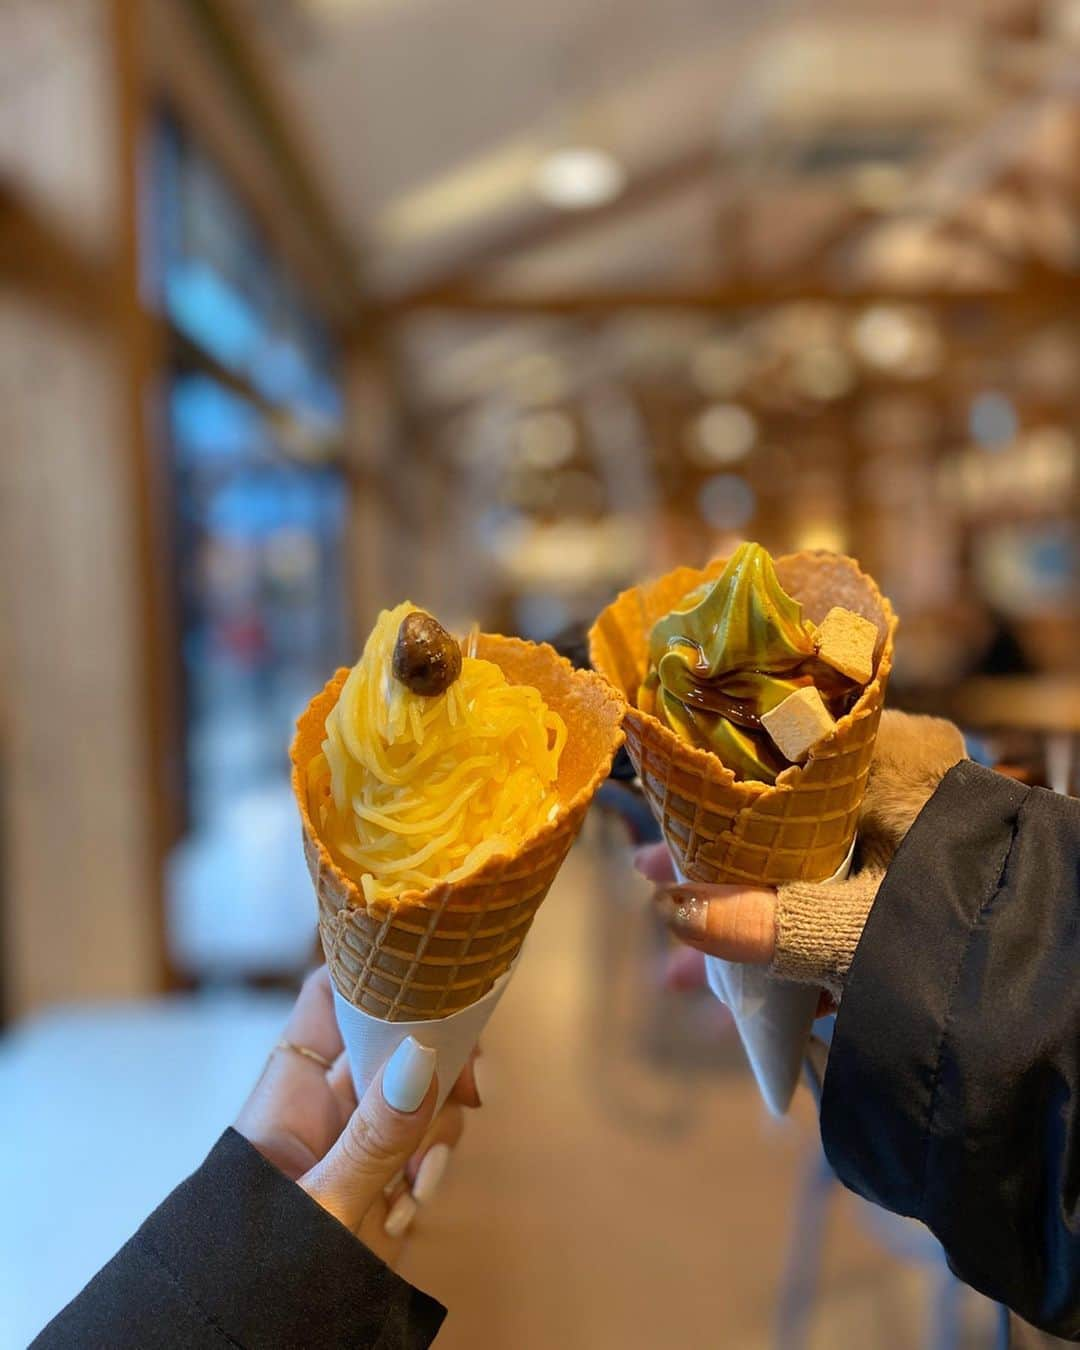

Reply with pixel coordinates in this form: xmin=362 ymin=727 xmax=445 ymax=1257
xmin=1 ymin=0 xmax=1079 ymax=1345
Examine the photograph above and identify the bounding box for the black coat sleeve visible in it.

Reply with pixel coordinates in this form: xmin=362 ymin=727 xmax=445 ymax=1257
xmin=822 ymin=761 xmax=1080 ymax=1340
xmin=31 ymin=1127 xmax=446 ymax=1349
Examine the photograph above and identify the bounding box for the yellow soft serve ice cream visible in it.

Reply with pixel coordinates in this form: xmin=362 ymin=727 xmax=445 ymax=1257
xmin=306 ymin=602 xmax=567 ymax=902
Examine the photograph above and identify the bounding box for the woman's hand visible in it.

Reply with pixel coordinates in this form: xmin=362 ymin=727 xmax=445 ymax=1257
xmin=235 ymin=966 xmax=481 ymax=1264
xmin=640 ymin=711 xmax=967 ymax=1002
xmin=636 ymin=840 xmax=778 ymax=961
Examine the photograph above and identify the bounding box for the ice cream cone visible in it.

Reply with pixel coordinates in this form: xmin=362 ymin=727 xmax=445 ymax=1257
xmin=291 ymin=634 xmax=625 ymax=1021
xmin=589 ymin=550 xmax=897 ymax=886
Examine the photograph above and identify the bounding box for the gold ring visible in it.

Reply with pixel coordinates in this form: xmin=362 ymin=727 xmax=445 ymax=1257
xmin=275 ymin=1039 xmax=334 ymax=1071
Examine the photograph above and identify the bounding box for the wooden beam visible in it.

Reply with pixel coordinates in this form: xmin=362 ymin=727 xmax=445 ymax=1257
xmin=0 ymin=186 xmax=111 ymax=322
xmin=186 ymin=0 xmax=359 ymax=304
xmin=112 ymin=0 xmax=179 ymax=990
xmin=377 ymin=277 xmax=1078 ymax=318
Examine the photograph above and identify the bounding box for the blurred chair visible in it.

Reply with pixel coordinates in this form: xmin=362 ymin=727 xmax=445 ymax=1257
xmin=955 ymin=677 xmax=1080 ymax=796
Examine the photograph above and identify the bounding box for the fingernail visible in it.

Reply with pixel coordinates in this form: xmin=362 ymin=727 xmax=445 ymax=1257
xmin=631 ymin=846 xmax=652 ymax=876
xmin=472 ymin=1054 xmax=492 ymax=1106
xmin=656 ymin=887 xmax=709 ymax=943
xmin=383 ymin=1037 xmax=437 ymax=1113
xmin=383 ymin=1192 xmax=417 ymax=1238
xmin=382 ymin=1167 xmax=405 ymax=1198
xmin=412 ymin=1143 xmax=452 ymax=1205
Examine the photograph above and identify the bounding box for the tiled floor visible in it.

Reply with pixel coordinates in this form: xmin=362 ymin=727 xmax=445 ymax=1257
xmin=1 ymin=820 xmax=1000 ymax=1348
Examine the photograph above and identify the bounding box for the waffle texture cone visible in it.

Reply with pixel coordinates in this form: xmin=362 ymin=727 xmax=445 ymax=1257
xmin=589 ymin=550 xmax=897 ymax=886
xmin=291 ymin=635 xmax=625 ymax=1021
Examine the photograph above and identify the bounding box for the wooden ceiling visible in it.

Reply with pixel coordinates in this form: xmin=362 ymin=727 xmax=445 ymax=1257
xmin=236 ymin=0 xmax=1035 ymax=296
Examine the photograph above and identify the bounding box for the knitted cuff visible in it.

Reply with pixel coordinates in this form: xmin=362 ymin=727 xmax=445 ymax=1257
xmin=771 ymin=871 xmax=882 ymax=998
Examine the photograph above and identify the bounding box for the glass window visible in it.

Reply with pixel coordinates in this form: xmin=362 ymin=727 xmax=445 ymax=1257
xmin=149 ymin=116 xmax=350 ymax=979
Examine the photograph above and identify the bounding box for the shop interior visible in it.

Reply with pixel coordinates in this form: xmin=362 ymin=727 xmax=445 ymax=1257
xmin=2 ymin=1 xmax=1078 ymax=1345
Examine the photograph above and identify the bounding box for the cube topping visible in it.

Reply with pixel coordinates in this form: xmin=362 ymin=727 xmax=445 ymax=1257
xmin=814 ymin=606 xmax=877 ymax=685
xmin=760 ymin=686 xmax=837 ymax=764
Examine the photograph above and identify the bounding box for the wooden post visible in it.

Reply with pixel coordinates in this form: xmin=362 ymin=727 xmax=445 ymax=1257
xmin=112 ymin=0 xmax=180 ymax=989
xmin=341 ymin=325 xmax=403 ymax=637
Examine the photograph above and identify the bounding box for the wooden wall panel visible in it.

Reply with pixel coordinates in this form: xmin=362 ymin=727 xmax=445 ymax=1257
xmin=0 ymin=0 xmax=116 ymax=254
xmin=0 ymin=299 xmax=160 ymax=1013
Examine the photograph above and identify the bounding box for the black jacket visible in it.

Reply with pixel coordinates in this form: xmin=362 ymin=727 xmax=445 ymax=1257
xmin=823 ymin=761 xmax=1080 ymax=1341
xmin=32 ymin=1128 xmax=445 ymax=1349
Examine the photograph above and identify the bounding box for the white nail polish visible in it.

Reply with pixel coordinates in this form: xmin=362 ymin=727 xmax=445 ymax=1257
xmin=382 ymin=1037 xmax=437 ymax=1113
xmin=412 ymin=1143 xmax=451 ymax=1205
xmin=472 ymin=1054 xmax=492 ymax=1105
xmin=382 ymin=1167 xmax=405 ymax=1198
xmin=383 ymin=1192 xmax=417 ymax=1239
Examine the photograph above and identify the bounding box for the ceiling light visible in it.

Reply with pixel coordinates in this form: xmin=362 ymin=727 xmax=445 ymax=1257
xmin=791 ymin=346 xmax=855 ymax=401
xmin=535 ymin=148 xmax=625 ymax=211
xmin=795 ymin=522 xmax=847 ymax=553
xmin=517 ymin=411 xmax=576 ymax=470
xmin=852 ymin=307 xmax=915 ymax=370
xmin=690 ymin=404 xmax=757 ymax=466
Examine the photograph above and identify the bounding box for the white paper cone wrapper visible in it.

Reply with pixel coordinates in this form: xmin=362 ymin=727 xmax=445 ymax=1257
xmin=333 ymin=964 xmax=514 ymax=1115
xmin=681 ymin=837 xmax=855 ymax=1118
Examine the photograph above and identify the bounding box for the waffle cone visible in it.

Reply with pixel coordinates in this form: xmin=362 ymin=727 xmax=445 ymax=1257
xmin=291 ymin=635 xmax=625 ymax=1021
xmin=589 ymin=550 xmax=897 ymax=886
